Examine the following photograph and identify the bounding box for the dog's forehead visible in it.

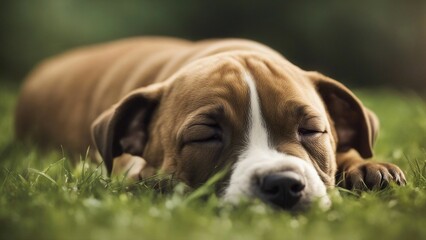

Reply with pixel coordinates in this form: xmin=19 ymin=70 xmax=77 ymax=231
xmin=162 ymin=56 xmax=247 ymax=125
xmin=168 ymin=54 xmax=326 ymax=122
xmin=245 ymin=57 xmax=328 ymax=130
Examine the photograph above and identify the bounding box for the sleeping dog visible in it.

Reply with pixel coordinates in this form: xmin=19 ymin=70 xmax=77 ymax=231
xmin=15 ymin=37 xmax=406 ymax=210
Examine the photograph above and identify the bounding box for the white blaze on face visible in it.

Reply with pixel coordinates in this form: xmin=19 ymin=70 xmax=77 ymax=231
xmin=224 ymin=72 xmax=330 ymax=210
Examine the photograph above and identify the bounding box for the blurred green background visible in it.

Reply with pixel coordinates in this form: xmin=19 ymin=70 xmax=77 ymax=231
xmin=1 ymin=0 xmax=425 ymax=90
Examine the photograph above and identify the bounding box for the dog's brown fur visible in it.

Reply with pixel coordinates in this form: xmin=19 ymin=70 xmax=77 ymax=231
xmin=15 ymin=37 xmax=405 ymax=190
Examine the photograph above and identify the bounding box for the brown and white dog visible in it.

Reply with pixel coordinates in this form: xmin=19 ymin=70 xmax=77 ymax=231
xmin=15 ymin=37 xmax=406 ymax=210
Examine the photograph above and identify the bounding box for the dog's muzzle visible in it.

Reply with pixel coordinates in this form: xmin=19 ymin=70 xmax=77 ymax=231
xmin=224 ymin=154 xmax=330 ymax=211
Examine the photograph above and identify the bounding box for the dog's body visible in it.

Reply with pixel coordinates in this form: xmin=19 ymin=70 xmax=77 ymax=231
xmin=16 ymin=37 xmax=405 ymax=210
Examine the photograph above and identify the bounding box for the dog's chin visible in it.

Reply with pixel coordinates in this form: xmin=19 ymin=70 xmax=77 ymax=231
xmin=222 ymin=187 xmax=331 ymax=212
xmin=286 ymin=194 xmax=332 ymax=213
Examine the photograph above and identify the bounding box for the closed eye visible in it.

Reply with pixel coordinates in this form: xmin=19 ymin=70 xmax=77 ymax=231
xmin=183 ymin=124 xmax=223 ymax=144
xmin=188 ymin=131 xmax=222 ymax=143
xmin=298 ymin=128 xmax=325 ymax=137
xmin=298 ymin=115 xmax=326 ymax=138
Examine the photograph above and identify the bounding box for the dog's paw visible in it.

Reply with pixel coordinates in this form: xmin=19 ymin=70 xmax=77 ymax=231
xmin=341 ymin=162 xmax=406 ymax=190
xmin=111 ymin=154 xmax=145 ymax=181
xmin=111 ymin=154 xmax=156 ymax=182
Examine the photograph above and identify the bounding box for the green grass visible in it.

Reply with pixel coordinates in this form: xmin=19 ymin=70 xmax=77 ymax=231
xmin=1 ymin=82 xmax=426 ymax=240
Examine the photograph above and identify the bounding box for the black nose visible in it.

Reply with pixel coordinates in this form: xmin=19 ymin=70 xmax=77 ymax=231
xmin=259 ymin=172 xmax=306 ymax=209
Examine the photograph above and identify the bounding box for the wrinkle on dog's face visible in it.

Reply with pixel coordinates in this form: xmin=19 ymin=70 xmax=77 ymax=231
xmin=141 ymin=53 xmax=336 ymax=209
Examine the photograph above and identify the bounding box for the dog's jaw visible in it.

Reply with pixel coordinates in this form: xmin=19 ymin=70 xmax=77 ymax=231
xmin=223 ymin=72 xmax=330 ymax=210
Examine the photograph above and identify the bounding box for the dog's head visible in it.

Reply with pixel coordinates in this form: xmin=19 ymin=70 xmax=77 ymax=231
xmin=91 ymin=52 xmax=378 ymax=211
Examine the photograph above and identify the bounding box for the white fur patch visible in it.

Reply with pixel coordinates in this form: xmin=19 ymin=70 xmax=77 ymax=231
xmin=223 ymin=72 xmax=330 ymax=210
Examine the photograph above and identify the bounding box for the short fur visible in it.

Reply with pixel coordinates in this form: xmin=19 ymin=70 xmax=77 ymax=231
xmin=15 ymin=37 xmax=406 ymax=209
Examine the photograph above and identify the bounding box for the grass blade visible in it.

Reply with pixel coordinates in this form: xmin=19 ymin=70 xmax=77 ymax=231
xmin=28 ymin=168 xmax=58 ymax=186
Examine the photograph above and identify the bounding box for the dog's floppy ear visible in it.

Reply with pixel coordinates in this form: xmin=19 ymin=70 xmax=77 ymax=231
xmin=91 ymin=84 xmax=164 ymax=173
xmin=308 ymin=72 xmax=379 ymax=158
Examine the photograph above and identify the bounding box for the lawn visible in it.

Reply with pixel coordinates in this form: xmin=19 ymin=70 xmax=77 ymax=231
xmin=0 ymin=82 xmax=425 ymax=240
